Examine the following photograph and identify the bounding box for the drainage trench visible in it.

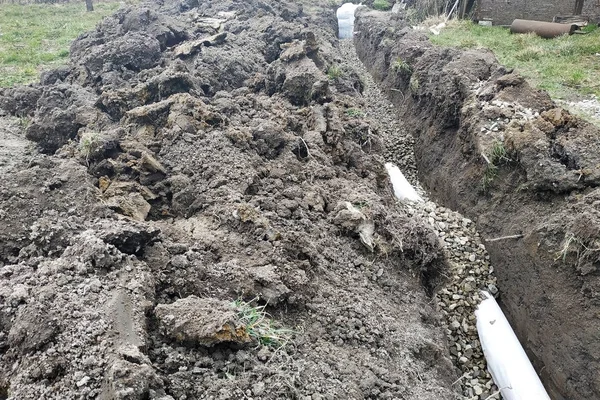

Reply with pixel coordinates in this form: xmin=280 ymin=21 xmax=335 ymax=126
xmin=335 ymin=10 xmax=501 ymax=399
xmin=350 ymin=7 xmax=600 ymax=400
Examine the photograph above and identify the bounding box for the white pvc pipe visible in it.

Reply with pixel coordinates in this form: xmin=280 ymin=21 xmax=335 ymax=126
xmin=337 ymin=3 xmax=361 ymax=39
xmin=336 ymin=2 xmax=360 ymax=19
xmin=385 ymin=162 xmax=423 ymax=202
xmin=475 ymin=291 xmax=551 ymax=400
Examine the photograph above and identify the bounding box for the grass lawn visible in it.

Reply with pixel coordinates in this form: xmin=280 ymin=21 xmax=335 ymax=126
xmin=430 ymin=21 xmax=600 ymax=101
xmin=0 ymin=1 xmax=122 ymax=87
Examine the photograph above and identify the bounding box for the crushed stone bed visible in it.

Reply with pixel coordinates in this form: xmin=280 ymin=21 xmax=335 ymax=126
xmin=338 ymin=39 xmax=501 ymax=400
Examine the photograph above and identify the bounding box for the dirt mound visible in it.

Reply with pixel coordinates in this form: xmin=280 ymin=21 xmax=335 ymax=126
xmin=0 ymin=1 xmax=460 ymax=399
xmin=355 ymin=8 xmax=600 ymax=400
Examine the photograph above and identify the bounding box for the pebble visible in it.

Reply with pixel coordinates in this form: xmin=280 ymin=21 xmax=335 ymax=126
xmin=76 ymin=376 xmax=90 ymax=387
xmin=252 ymin=382 xmax=265 ymax=396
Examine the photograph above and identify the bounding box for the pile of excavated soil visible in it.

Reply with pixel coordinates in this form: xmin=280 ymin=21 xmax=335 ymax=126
xmin=0 ymin=1 xmax=470 ymax=399
xmin=338 ymin=40 xmax=500 ymax=400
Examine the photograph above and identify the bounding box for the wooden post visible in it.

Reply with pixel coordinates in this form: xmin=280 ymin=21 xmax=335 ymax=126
xmin=85 ymin=0 xmax=94 ymax=12
xmin=574 ymin=0 xmax=584 ymax=15
xmin=460 ymin=0 xmax=468 ymax=18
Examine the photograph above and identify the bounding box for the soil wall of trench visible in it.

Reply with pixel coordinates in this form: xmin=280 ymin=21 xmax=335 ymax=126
xmin=355 ymin=9 xmax=600 ymax=400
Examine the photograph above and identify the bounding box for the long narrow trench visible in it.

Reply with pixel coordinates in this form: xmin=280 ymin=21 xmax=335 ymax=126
xmin=336 ymin=39 xmax=501 ymax=400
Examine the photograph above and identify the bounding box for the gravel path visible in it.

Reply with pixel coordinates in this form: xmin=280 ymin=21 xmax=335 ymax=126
xmin=339 ymin=39 xmax=502 ymax=400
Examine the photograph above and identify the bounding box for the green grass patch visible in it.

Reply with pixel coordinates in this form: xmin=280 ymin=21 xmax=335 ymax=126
xmin=345 ymin=108 xmax=364 ymax=117
xmin=430 ymin=21 xmax=600 ymax=100
xmin=373 ymin=0 xmax=392 ymax=11
xmin=392 ymin=57 xmax=413 ymax=74
xmin=233 ymin=299 xmax=295 ymax=348
xmin=327 ymin=65 xmax=342 ymax=80
xmin=0 ymin=2 xmax=122 ymax=87
xmin=482 ymin=140 xmax=511 ymax=191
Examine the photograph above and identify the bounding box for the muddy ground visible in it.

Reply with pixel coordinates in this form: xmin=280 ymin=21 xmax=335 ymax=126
xmin=355 ymin=8 xmax=600 ymax=400
xmin=0 ymin=1 xmax=469 ymax=399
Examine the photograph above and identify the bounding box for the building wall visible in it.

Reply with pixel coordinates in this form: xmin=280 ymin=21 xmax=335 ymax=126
xmin=583 ymin=0 xmax=600 ymax=22
xmin=476 ymin=0 xmax=600 ymax=25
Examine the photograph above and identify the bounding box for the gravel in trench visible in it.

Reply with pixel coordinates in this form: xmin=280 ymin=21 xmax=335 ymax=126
xmin=338 ymin=39 xmax=502 ymax=400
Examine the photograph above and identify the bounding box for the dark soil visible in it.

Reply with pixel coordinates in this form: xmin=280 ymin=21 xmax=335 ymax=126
xmin=355 ymin=8 xmax=600 ymax=400
xmin=0 ymin=1 xmax=461 ymax=399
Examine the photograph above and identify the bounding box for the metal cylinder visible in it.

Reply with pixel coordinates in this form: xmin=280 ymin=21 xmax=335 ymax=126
xmin=510 ymin=19 xmax=578 ymax=38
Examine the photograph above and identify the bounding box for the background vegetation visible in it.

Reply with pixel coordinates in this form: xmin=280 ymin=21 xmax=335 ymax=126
xmin=0 ymin=2 xmax=121 ymax=87
xmin=431 ymin=21 xmax=600 ymax=100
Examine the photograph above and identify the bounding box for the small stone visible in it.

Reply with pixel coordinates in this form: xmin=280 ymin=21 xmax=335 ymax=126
xmin=463 ymin=347 xmax=474 ymax=358
xmin=253 ymin=382 xmax=265 ymax=396
xmin=474 ymin=384 xmax=483 ymax=395
xmin=76 ymin=376 xmax=91 ymax=387
xmin=462 ymin=321 xmax=470 ymax=333
xmin=170 ymin=255 xmax=189 ymax=269
xmin=89 ymin=278 xmax=102 ymax=293
xmin=468 ymin=254 xmax=476 ymax=262
xmin=9 ymin=284 xmax=28 ymax=305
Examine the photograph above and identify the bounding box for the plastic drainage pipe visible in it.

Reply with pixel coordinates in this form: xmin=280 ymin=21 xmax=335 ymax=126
xmin=475 ymin=291 xmax=551 ymax=400
xmin=336 ymin=3 xmax=361 ymax=39
xmin=385 ymin=162 xmax=423 ymax=202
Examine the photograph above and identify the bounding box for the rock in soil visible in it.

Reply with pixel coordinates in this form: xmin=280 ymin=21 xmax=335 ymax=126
xmin=155 ymin=296 xmax=251 ymax=346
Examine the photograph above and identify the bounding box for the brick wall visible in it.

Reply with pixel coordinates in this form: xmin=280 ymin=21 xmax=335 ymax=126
xmin=475 ymin=0 xmax=600 ymax=25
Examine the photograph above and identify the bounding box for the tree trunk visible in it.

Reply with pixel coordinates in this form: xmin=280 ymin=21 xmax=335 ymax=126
xmin=574 ymin=0 xmax=584 ymax=15
xmin=85 ymin=0 xmax=94 ymax=12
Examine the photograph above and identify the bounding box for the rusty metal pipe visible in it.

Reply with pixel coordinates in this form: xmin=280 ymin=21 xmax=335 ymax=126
xmin=510 ymin=19 xmax=578 ymax=38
